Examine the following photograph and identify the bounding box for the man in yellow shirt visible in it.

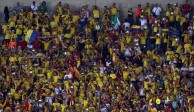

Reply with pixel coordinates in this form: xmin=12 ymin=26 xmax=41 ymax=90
xmin=155 ymin=35 xmax=161 ymax=54
xmin=72 ymin=11 xmax=80 ymax=23
xmin=110 ymin=3 xmax=118 ymax=16
xmin=140 ymin=34 xmax=147 ymax=53
xmin=40 ymin=38 xmax=52 ymax=51
xmin=92 ymin=6 xmax=100 ymax=21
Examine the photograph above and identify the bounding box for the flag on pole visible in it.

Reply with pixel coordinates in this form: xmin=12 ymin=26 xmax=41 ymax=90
xmin=25 ymin=30 xmax=39 ymax=42
xmin=25 ymin=29 xmax=33 ymax=42
xmin=112 ymin=12 xmax=121 ymax=29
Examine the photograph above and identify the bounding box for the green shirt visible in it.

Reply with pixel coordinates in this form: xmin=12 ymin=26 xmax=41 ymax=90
xmin=40 ymin=5 xmax=47 ymax=15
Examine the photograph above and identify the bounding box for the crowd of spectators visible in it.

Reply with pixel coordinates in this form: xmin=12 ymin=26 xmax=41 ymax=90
xmin=0 ymin=0 xmax=194 ymax=111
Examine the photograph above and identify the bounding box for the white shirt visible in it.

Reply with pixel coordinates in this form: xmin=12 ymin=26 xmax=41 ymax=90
xmin=31 ymin=5 xmax=38 ymax=11
xmin=27 ymin=44 xmax=33 ymax=49
xmin=169 ymin=61 xmax=176 ymax=69
xmin=106 ymin=103 xmax=110 ymax=109
xmin=64 ymin=74 xmax=73 ymax=79
xmin=124 ymin=48 xmax=132 ymax=57
xmin=95 ymin=24 xmax=101 ymax=30
xmin=133 ymin=38 xmax=139 ymax=43
xmin=45 ymin=96 xmax=53 ymax=105
xmin=188 ymin=26 xmax=194 ymax=34
xmin=95 ymin=90 xmax=102 ymax=97
xmin=100 ymin=67 xmax=106 ymax=74
xmin=54 ymin=88 xmax=59 ymax=95
xmin=139 ymin=88 xmax=145 ymax=96
xmin=140 ymin=19 xmax=147 ymax=26
xmin=181 ymin=67 xmax=188 ymax=71
xmin=106 ymin=61 xmax=111 ymax=67
xmin=188 ymin=26 xmax=194 ymax=30
xmin=82 ymin=9 xmax=89 ymax=18
xmin=189 ymin=67 xmax=194 ymax=71
xmin=152 ymin=7 xmax=162 ymax=16
xmin=134 ymin=46 xmax=141 ymax=52
xmin=100 ymin=108 xmax=107 ymax=112
xmin=123 ymin=22 xmax=130 ymax=28
xmin=37 ymin=102 xmax=43 ymax=108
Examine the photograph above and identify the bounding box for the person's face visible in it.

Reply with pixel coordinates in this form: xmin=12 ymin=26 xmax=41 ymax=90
xmin=167 ymin=4 xmax=171 ymax=8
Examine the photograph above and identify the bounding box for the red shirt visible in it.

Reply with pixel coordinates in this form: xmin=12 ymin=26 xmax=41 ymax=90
xmin=182 ymin=3 xmax=191 ymax=14
xmin=19 ymin=40 xmax=27 ymax=49
xmin=149 ymin=17 xmax=154 ymax=24
xmin=136 ymin=8 xmax=142 ymax=17
xmin=108 ymin=31 xmax=116 ymax=40
xmin=33 ymin=41 xmax=40 ymax=51
xmin=3 ymin=101 xmax=10 ymax=110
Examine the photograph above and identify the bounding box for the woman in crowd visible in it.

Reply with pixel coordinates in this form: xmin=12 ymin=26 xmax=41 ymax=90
xmin=4 ymin=6 xmax=10 ymax=23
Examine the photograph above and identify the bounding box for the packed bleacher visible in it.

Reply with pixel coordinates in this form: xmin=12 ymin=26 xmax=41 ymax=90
xmin=0 ymin=0 xmax=194 ymax=111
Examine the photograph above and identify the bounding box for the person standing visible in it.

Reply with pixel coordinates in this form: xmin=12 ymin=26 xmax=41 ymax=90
xmin=92 ymin=5 xmax=100 ymax=21
xmin=31 ymin=1 xmax=38 ymax=18
xmin=40 ymin=1 xmax=47 ymax=15
xmin=15 ymin=2 xmax=22 ymax=14
xmin=152 ymin=3 xmax=162 ymax=18
xmin=182 ymin=0 xmax=191 ymax=19
xmin=135 ymin=4 xmax=143 ymax=25
xmin=18 ymin=38 xmax=27 ymax=50
xmin=8 ymin=38 xmax=17 ymax=50
xmin=4 ymin=6 xmax=10 ymax=23
xmin=145 ymin=3 xmax=151 ymax=17
xmin=127 ymin=8 xmax=134 ymax=25
xmin=110 ymin=3 xmax=118 ymax=16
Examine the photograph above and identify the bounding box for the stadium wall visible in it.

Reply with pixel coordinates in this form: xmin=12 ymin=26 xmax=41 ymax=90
xmin=0 ymin=0 xmax=193 ymax=24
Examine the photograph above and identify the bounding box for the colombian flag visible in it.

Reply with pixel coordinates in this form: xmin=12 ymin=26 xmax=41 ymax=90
xmin=25 ymin=29 xmax=39 ymax=42
xmin=131 ymin=25 xmax=141 ymax=34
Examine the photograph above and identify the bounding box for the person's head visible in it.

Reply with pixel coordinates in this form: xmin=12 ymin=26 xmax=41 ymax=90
xmin=32 ymin=1 xmax=35 ymax=6
xmin=42 ymin=1 xmax=46 ymax=6
xmin=113 ymin=3 xmax=116 ymax=7
xmin=167 ymin=3 xmax=171 ymax=8
xmin=175 ymin=3 xmax=178 ymax=7
xmin=104 ymin=6 xmax=107 ymax=10
xmin=138 ymin=4 xmax=141 ymax=8
xmin=94 ymin=5 xmax=97 ymax=9
xmin=146 ymin=3 xmax=150 ymax=7
xmin=66 ymin=4 xmax=70 ymax=9
xmin=4 ymin=6 xmax=8 ymax=11
xmin=17 ymin=2 xmax=20 ymax=6
xmin=85 ymin=5 xmax=88 ymax=9
xmin=58 ymin=2 xmax=62 ymax=6
xmin=129 ymin=7 xmax=132 ymax=11
xmin=155 ymin=3 xmax=158 ymax=7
